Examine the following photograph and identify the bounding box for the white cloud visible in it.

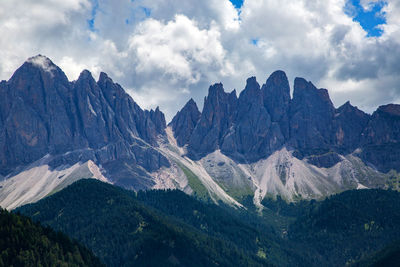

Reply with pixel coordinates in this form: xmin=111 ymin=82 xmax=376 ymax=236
xmin=128 ymin=15 xmax=228 ymax=83
xmin=27 ymin=55 xmax=56 ymax=74
xmin=359 ymin=0 xmax=383 ymax=11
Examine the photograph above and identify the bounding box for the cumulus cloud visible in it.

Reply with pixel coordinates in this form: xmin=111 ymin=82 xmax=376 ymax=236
xmin=0 ymin=0 xmax=399 ymax=120
xmin=128 ymin=15 xmax=228 ymax=83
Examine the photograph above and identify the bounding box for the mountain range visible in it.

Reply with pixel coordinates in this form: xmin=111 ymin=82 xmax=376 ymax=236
xmin=0 ymin=55 xmax=399 ymax=210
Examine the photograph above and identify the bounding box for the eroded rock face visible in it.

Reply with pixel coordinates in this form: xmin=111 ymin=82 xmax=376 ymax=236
xmin=261 ymin=70 xmax=290 ymax=139
xmin=96 ymin=72 xmax=165 ymax=146
xmin=175 ymin=71 xmax=398 ymax=172
xmin=333 ymin=101 xmax=370 ymax=153
xmin=289 ymin=78 xmax=336 ymax=156
xmin=361 ymin=104 xmax=400 ymax=172
xmin=188 ymin=83 xmax=237 ymax=159
xmin=0 ymin=56 xmax=80 ymax=174
xmin=0 ymin=56 xmax=169 ymax=188
xmin=221 ymin=77 xmax=285 ymax=162
xmin=305 ymin=152 xmax=342 ymax=168
xmin=185 ymin=74 xmax=292 ymax=163
xmin=169 ymin=98 xmax=201 ymax=147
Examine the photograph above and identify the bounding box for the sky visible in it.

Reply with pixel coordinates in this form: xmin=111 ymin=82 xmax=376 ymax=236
xmin=0 ymin=0 xmax=399 ymax=121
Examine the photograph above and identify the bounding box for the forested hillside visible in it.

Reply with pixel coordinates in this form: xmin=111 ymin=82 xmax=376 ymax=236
xmin=0 ymin=208 xmax=103 ymax=266
xmin=17 ymin=179 xmax=281 ymax=266
xmin=17 ymin=179 xmax=400 ymax=267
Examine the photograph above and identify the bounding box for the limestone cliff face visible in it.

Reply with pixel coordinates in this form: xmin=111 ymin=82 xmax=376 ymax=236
xmin=333 ymin=101 xmax=370 ymax=153
xmin=169 ymin=98 xmax=201 ymax=147
xmin=289 ymin=77 xmax=336 ymax=155
xmin=221 ymin=77 xmax=285 ymax=162
xmin=0 ymin=55 xmax=169 ymax=189
xmin=261 ymin=70 xmax=290 ymax=139
xmin=361 ymin=104 xmax=400 ymax=172
xmin=172 ymin=71 xmax=398 ymax=173
xmin=187 ymin=83 xmax=237 ymax=159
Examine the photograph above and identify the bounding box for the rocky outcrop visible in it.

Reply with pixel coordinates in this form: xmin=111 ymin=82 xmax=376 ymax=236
xmin=187 ymin=83 xmax=237 ymax=159
xmin=362 ymin=104 xmax=400 ymax=145
xmin=261 ymin=70 xmax=290 ymax=139
xmin=333 ymin=101 xmax=370 ymax=153
xmin=172 ymin=71 xmax=399 ymax=173
xmin=0 ymin=55 xmax=169 ymax=188
xmin=169 ymin=98 xmax=201 ymax=147
xmin=221 ymin=77 xmax=285 ymax=162
xmin=289 ymin=77 xmax=336 ymax=156
xmin=305 ymin=152 xmax=342 ymax=168
xmin=0 ymin=56 xmax=81 ymax=174
xmin=147 ymin=107 xmax=166 ymax=136
xmin=185 ymin=74 xmax=291 ymax=162
xmin=361 ymin=104 xmax=400 ymax=172
xmin=96 ymin=71 xmax=165 ymax=146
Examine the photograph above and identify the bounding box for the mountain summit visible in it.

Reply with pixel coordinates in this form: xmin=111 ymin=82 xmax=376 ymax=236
xmin=0 ymin=56 xmax=170 ymax=208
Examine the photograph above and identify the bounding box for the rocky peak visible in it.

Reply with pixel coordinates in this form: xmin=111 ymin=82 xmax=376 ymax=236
xmin=96 ymin=71 xmax=162 ymax=145
xmin=220 ymin=75 xmax=285 ymax=162
xmin=98 ymin=71 xmax=110 ymax=83
xmin=238 ymin=77 xmax=262 ymax=105
xmin=77 ymin=69 xmax=93 ymax=80
xmin=0 ymin=57 xmax=81 ymax=174
xmin=262 ymin=71 xmax=290 ymax=118
xmin=10 ymin=55 xmax=69 ymax=89
xmin=337 ymin=101 xmax=352 ymax=111
xmin=97 ymin=71 xmax=124 ymax=105
xmin=26 ymin=55 xmax=57 ymax=73
xmin=73 ymin=69 xmax=116 ymax=149
xmin=186 ymin=98 xmax=198 ymax=109
xmin=188 ymin=83 xmax=237 ymax=159
xmin=207 ymin=82 xmax=224 ymax=97
xmin=360 ymin=104 xmax=400 ymax=172
xmin=0 ymin=56 xmax=170 ymax=184
xmin=333 ymin=101 xmax=370 ymax=153
xmin=336 ymin=101 xmax=367 ymax=118
xmin=377 ymin=104 xmax=400 ymax=117
xmin=236 ymin=77 xmax=263 ymax=116
xmin=148 ymin=106 xmax=166 ymax=134
xmin=75 ymin=70 xmax=99 ymax=93
xmin=362 ymin=104 xmax=400 ymax=145
xmin=261 ymin=70 xmax=290 ymax=139
xmin=169 ymin=98 xmax=201 ymax=147
xmin=290 ymin=77 xmax=336 ymax=155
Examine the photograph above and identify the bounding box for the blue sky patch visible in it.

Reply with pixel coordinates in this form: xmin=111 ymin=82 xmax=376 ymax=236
xmin=251 ymin=38 xmax=259 ymax=46
xmin=141 ymin=7 xmax=151 ymax=17
xmin=229 ymin=0 xmax=244 ymax=9
xmin=345 ymin=0 xmax=387 ymax=37
xmin=87 ymin=0 xmax=99 ymax=32
xmin=125 ymin=6 xmax=151 ymax=25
